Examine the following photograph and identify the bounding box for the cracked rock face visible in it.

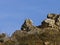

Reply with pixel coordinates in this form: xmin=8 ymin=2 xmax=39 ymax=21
xmin=41 ymin=14 xmax=60 ymax=28
xmin=0 ymin=13 xmax=60 ymax=45
xmin=11 ymin=14 xmax=60 ymax=45
xmin=56 ymin=16 xmax=60 ymax=26
xmin=21 ymin=19 xmax=34 ymax=32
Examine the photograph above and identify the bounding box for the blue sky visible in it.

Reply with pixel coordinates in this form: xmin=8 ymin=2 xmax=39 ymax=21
xmin=0 ymin=0 xmax=60 ymax=35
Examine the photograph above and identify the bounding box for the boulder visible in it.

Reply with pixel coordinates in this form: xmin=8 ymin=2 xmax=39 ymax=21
xmin=47 ymin=13 xmax=57 ymax=19
xmin=21 ymin=19 xmax=34 ymax=32
xmin=56 ymin=15 xmax=60 ymax=26
xmin=41 ymin=19 xmax=55 ymax=28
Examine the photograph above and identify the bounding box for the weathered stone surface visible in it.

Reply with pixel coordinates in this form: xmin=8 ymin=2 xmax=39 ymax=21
xmin=0 ymin=13 xmax=60 ymax=45
xmin=21 ymin=19 xmax=34 ymax=32
xmin=44 ymin=19 xmax=55 ymax=27
xmin=47 ymin=13 xmax=57 ymax=19
xmin=55 ymin=15 xmax=60 ymax=26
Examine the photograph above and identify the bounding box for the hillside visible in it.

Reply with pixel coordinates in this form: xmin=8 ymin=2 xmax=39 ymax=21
xmin=0 ymin=13 xmax=60 ymax=45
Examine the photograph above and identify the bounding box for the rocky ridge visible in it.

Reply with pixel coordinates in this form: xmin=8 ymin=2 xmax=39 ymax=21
xmin=0 ymin=13 xmax=60 ymax=45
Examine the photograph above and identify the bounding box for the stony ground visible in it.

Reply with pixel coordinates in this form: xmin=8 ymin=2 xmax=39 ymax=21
xmin=0 ymin=13 xmax=60 ymax=45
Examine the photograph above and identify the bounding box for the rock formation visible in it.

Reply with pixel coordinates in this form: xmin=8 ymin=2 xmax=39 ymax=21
xmin=0 ymin=13 xmax=60 ymax=45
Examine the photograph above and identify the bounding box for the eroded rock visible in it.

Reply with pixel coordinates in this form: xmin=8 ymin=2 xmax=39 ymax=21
xmin=21 ymin=19 xmax=34 ymax=32
xmin=0 ymin=13 xmax=60 ymax=45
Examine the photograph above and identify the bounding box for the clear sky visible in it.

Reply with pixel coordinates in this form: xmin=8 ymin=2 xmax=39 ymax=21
xmin=0 ymin=0 xmax=60 ymax=35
